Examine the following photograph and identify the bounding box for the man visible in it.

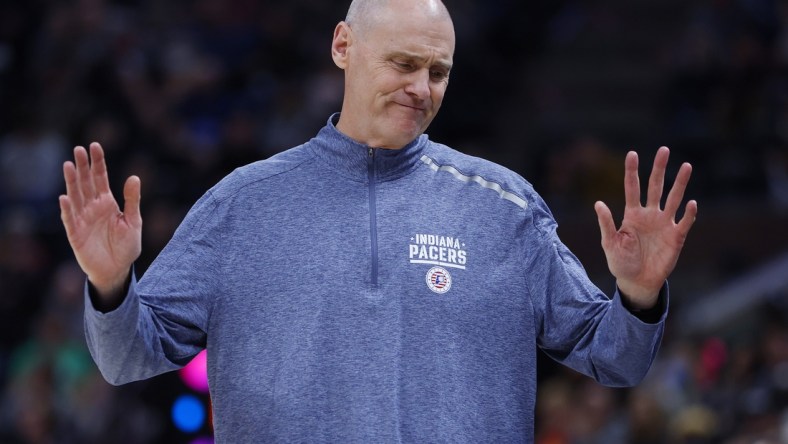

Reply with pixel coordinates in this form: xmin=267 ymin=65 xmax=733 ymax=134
xmin=59 ymin=0 xmax=698 ymax=441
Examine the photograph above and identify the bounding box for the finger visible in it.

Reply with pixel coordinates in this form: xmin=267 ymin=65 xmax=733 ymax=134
xmin=90 ymin=142 xmax=112 ymax=196
xmin=664 ymin=162 xmax=693 ymax=217
xmin=74 ymin=146 xmax=96 ymax=201
xmin=63 ymin=160 xmax=84 ymax=211
xmin=647 ymin=146 xmax=669 ymax=208
xmin=59 ymin=195 xmax=77 ymax=241
xmin=677 ymin=200 xmax=698 ymax=237
xmin=624 ymin=151 xmax=641 ymax=208
xmin=122 ymin=175 xmax=143 ymax=227
xmin=594 ymin=201 xmax=616 ymax=248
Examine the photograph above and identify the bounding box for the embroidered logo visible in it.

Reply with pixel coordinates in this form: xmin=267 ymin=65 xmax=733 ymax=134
xmin=408 ymin=234 xmax=467 ymax=270
xmin=426 ymin=267 xmax=452 ymax=294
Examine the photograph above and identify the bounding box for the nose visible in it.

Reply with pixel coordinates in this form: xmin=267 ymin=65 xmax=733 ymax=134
xmin=404 ymin=69 xmax=431 ymax=101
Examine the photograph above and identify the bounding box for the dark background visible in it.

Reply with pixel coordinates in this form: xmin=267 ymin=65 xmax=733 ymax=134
xmin=0 ymin=0 xmax=786 ymax=442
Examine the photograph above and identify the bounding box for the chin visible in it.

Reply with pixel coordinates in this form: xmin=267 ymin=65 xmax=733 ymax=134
xmin=394 ymin=119 xmax=427 ymax=141
xmin=372 ymin=113 xmax=430 ymax=148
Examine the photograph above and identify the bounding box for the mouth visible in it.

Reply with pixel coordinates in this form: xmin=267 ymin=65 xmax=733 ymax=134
xmin=395 ymin=103 xmax=427 ymax=114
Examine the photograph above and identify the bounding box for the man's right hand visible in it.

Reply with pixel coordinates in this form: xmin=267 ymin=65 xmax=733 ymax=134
xmin=59 ymin=142 xmax=142 ymax=305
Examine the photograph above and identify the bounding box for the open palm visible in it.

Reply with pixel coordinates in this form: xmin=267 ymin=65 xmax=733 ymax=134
xmin=594 ymin=147 xmax=698 ymax=309
xmin=59 ymin=143 xmax=142 ymax=296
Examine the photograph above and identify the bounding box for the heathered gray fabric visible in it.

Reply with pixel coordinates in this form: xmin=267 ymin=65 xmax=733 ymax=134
xmin=84 ymin=114 xmax=667 ymax=443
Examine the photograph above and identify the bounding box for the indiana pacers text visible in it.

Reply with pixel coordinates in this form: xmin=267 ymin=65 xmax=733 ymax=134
xmin=409 ymin=234 xmax=467 ymax=270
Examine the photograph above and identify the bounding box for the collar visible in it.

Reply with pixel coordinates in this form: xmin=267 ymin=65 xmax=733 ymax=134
xmin=309 ymin=113 xmax=428 ymax=182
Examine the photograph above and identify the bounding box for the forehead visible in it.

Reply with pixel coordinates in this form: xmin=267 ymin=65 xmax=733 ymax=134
xmin=364 ymin=15 xmax=455 ymax=64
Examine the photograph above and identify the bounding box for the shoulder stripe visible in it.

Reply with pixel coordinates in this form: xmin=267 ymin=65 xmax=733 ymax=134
xmin=420 ymin=155 xmax=528 ymax=209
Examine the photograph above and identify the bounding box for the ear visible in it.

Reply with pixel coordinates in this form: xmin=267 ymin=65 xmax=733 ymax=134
xmin=331 ymin=21 xmax=352 ymax=69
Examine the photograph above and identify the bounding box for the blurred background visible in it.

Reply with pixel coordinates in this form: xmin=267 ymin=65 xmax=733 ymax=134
xmin=0 ymin=0 xmax=786 ymax=442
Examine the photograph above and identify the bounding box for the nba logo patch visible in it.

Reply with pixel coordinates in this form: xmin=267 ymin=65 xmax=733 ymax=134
xmin=426 ymin=266 xmax=452 ymax=294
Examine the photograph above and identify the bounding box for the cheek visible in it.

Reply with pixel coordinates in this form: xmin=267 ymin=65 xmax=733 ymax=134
xmin=370 ymin=66 xmax=403 ymax=91
xmin=430 ymin=86 xmax=447 ymax=110
xmin=384 ymin=77 xmax=410 ymax=98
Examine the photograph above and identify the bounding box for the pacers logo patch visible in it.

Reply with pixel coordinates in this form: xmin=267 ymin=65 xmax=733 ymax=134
xmin=426 ymin=267 xmax=452 ymax=294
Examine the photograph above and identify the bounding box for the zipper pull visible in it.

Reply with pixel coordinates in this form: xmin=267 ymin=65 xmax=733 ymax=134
xmin=368 ymin=147 xmax=374 ymax=158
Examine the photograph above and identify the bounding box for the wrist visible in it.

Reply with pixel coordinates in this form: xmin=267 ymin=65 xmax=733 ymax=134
xmin=88 ymin=270 xmax=131 ymax=308
xmin=616 ymin=280 xmax=661 ymax=310
xmin=618 ymin=284 xmax=667 ymax=324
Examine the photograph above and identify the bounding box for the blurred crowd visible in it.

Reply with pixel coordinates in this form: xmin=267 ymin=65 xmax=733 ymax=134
xmin=0 ymin=0 xmax=786 ymax=442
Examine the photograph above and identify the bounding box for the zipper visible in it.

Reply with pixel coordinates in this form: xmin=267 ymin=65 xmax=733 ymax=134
xmin=367 ymin=147 xmax=379 ymax=287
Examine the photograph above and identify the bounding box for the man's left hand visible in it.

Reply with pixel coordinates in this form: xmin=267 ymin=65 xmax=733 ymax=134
xmin=594 ymin=146 xmax=698 ymax=310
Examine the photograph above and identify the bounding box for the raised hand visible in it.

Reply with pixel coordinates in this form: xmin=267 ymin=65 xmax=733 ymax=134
xmin=594 ymin=147 xmax=698 ymax=310
xmin=59 ymin=142 xmax=142 ymax=301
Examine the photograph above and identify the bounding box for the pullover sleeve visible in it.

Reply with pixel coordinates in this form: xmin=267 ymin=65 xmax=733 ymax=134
xmin=84 ymin=190 xmax=223 ymax=385
xmin=525 ymin=196 xmax=668 ymax=387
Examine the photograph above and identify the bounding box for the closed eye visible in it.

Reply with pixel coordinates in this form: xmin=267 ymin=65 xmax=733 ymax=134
xmin=431 ymin=70 xmax=449 ymax=81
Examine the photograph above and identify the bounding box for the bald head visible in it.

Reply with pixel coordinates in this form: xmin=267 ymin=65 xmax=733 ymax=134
xmin=345 ymin=0 xmax=453 ymax=37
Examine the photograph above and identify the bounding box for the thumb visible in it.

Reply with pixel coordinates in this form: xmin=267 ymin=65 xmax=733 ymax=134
xmin=594 ymin=201 xmax=616 ymax=247
xmin=122 ymin=175 xmax=142 ymax=226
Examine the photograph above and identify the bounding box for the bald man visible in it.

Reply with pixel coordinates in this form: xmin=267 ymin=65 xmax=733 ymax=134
xmin=62 ymin=0 xmax=696 ymax=441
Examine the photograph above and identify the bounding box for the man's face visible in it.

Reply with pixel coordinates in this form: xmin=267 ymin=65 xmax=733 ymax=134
xmin=332 ymin=3 xmax=455 ymax=149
